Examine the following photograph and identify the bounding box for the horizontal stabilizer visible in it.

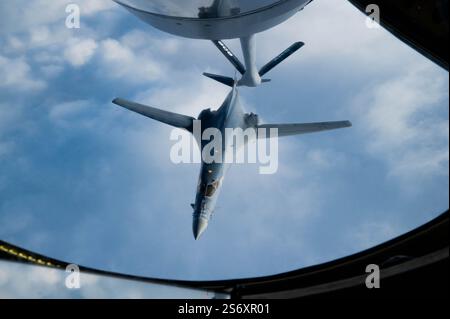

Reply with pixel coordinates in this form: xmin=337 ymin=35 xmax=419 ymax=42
xmin=112 ymin=98 xmax=195 ymax=132
xmin=257 ymin=120 xmax=352 ymax=138
xmin=212 ymin=40 xmax=246 ymax=75
xmin=259 ymin=42 xmax=305 ymax=77
xmin=204 ymin=72 xmax=270 ymax=86
xmin=203 ymin=72 xmax=235 ymax=87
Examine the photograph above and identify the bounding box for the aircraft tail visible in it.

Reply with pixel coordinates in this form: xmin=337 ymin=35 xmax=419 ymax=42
xmin=112 ymin=98 xmax=195 ymax=132
xmin=257 ymin=121 xmax=352 ymax=138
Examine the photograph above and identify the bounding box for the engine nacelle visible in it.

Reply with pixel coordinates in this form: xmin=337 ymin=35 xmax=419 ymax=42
xmin=244 ymin=112 xmax=259 ymax=127
xmin=198 ymin=108 xmax=213 ymax=121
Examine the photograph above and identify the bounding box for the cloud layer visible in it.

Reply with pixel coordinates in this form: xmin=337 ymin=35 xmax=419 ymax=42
xmin=0 ymin=0 xmax=448 ymax=288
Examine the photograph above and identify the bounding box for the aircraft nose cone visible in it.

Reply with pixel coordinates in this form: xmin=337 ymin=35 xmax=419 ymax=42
xmin=193 ymin=217 xmax=208 ymax=240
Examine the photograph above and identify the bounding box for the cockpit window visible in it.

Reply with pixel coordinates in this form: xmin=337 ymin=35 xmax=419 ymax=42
xmin=205 ymin=184 xmax=216 ymax=197
xmin=205 ymin=180 xmax=220 ymax=197
xmin=198 ymin=179 xmax=221 ymax=197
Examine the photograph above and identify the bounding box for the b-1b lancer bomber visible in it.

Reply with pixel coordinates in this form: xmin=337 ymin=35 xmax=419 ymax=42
xmin=112 ymin=0 xmax=352 ymax=239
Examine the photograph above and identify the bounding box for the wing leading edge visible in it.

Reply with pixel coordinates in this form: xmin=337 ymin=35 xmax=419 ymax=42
xmin=257 ymin=121 xmax=352 ymax=138
xmin=112 ymin=98 xmax=195 ymax=132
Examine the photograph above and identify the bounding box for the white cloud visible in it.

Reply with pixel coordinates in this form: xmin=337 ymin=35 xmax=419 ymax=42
xmin=257 ymin=0 xmax=423 ymax=75
xmin=351 ymin=62 xmax=449 ymax=182
xmin=47 ymin=100 xmax=102 ymax=130
xmin=79 ymin=0 xmax=116 ymax=15
xmin=2 ymin=36 xmax=26 ymax=54
xmin=40 ymin=64 xmax=64 ymax=78
xmin=0 ymin=0 xmax=118 ymax=83
xmin=49 ymin=100 xmax=91 ymax=122
xmin=29 ymin=26 xmax=51 ymax=47
xmin=64 ymin=38 xmax=98 ymax=67
xmin=120 ymin=29 xmax=181 ymax=55
xmin=0 ymin=261 xmax=216 ymax=299
xmin=350 ymin=221 xmax=399 ymax=250
xmin=0 ymin=55 xmax=46 ymax=91
xmin=305 ymin=148 xmax=347 ymax=170
xmin=0 ymin=0 xmax=116 ymax=35
xmin=97 ymin=38 xmax=163 ymax=83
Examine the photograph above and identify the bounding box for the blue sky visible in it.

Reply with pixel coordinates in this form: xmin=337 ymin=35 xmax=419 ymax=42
xmin=0 ymin=0 xmax=448 ymax=282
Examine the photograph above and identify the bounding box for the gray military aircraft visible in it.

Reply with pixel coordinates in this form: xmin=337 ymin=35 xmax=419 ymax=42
xmin=113 ymin=0 xmax=351 ymax=239
xmin=113 ymin=42 xmax=351 ymax=240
